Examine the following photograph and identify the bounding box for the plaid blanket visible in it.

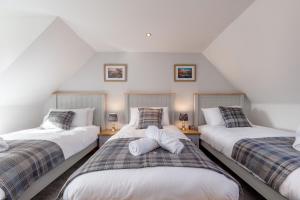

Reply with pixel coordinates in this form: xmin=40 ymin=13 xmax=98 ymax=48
xmin=232 ymin=137 xmax=300 ymax=191
xmin=0 ymin=140 xmax=65 ymax=200
xmin=57 ymin=137 xmax=240 ymax=199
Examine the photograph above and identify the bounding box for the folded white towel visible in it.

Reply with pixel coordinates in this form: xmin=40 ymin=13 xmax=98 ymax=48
xmin=0 ymin=137 xmax=9 ymax=152
xmin=293 ymin=135 xmax=300 ymax=151
xmin=129 ymin=138 xmax=159 ymax=156
xmin=145 ymin=126 xmax=163 ymax=141
xmin=159 ymin=131 xmax=184 ymax=154
xmin=146 ymin=126 xmax=184 ymax=154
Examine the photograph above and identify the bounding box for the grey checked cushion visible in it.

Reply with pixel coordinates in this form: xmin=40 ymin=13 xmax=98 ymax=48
xmin=137 ymin=108 xmax=163 ymax=129
xmin=219 ymin=106 xmax=251 ymax=128
xmin=47 ymin=111 xmax=75 ymax=130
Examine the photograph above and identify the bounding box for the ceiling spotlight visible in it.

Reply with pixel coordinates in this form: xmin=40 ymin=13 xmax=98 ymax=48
xmin=146 ymin=33 xmax=152 ymax=38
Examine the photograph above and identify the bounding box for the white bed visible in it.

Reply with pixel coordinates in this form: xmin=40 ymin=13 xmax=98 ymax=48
xmin=0 ymin=91 xmax=106 ymax=200
xmin=193 ymin=93 xmax=299 ymax=200
xmin=63 ymin=124 xmax=239 ymax=200
xmin=199 ymin=125 xmax=300 ymax=200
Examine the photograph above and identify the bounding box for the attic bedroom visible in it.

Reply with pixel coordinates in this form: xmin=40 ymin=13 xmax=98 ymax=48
xmin=0 ymin=0 xmax=299 ymax=200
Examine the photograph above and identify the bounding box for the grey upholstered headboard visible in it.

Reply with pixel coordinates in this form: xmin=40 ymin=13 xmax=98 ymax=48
xmin=124 ymin=92 xmax=176 ymax=124
xmin=44 ymin=91 xmax=107 ymax=128
xmin=193 ymin=93 xmax=250 ymax=126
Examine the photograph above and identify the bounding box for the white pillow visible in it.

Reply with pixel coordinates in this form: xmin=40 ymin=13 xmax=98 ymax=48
xmin=42 ymin=108 xmax=91 ymax=128
xmin=41 ymin=118 xmax=61 ymax=129
xmin=129 ymin=107 xmax=170 ymax=128
xmin=201 ymin=107 xmax=225 ymax=126
xmin=202 ymin=106 xmax=252 ymax=126
xmin=129 ymin=107 xmax=139 ymax=127
xmin=87 ymin=108 xmax=95 ymax=125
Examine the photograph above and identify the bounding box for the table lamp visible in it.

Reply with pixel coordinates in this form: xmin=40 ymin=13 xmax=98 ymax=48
xmin=108 ymin=113 xmax=118 ymax=132
xmin=179 ymin=113 xmax=188 ymax=131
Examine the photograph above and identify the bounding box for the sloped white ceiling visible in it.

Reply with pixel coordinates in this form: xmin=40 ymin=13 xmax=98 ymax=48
xmin=0 ymin=18 xmax=95 ymax=106
xmin=204 ymin=0 xmax=300 ymax=103
xmin=0 ymin=16 xmax=55 ymax=72
xmin=0 ymin=0 xmax=254 ymax=52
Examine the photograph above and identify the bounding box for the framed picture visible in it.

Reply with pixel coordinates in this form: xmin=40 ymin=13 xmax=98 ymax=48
xmin=104 ymin=64 xmax=127 ymax=82
xmin=174 ymin=64 xmax=196 ymax=82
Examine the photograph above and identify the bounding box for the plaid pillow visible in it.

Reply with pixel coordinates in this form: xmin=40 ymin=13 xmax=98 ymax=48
xmin=218 ymin=106 xmax=251 ymax=128
xmin=47 ymin=111 xmax=75 ymax=130
xmin=137 ymin=108 xmax=163 ymax=129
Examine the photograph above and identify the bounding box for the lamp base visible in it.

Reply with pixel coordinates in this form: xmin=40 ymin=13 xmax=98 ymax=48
xmin=111 ymin=127 xmax=116 ymax=132
xmin=181 ymin=121 xmax=187 ymax=131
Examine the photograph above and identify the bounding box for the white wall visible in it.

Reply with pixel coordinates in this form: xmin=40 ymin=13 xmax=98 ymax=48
xmin=0 ymin=18 xmax=95 ymax=134
xmin=0 ymin=16 xmax=55 ymax=72
xmin=203 ymin=0 xmax=300 ymax=131
xmin=250 ymin=104 xmax=300 ymax=131
xmin=0 ymin=105 xmax=43 ymax=134
xmin=60 ymin=52 xmax=238 ymax=126
xmin=0 ymin=18 xmax=95 ymax=106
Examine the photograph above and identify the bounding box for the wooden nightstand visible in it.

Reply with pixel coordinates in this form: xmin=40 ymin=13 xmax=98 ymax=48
xmin=180 ymin=129 xmax=201 ymax=147
xmin=98 ymin=129 xmax=119 ymax=147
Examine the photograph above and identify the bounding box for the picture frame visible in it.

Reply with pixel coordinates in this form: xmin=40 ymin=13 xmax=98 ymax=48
xmin=174 ymin=64 xmax=196 ymax=82
xmin=104 ymin=64 xmax=127 ymax=82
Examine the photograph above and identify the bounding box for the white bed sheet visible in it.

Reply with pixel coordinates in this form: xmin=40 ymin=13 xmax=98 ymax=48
xmin=1 ymin=126 xmax=99 ymax=159
xmin=199 ymin=125 xmax=300 ymax=200
xmin=63 ymin=125 xmax=239 ymax=200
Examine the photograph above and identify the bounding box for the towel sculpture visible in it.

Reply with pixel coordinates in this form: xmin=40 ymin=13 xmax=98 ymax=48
xmin=129 ymin=138 xmax=160 ymax=156
xmin=293 ymin=128 xmax=300 ymax=151
xmin=0 ymin=137 xmax=9 ymax=152
xmin=129 ymin=126 xmax=184 ymax=156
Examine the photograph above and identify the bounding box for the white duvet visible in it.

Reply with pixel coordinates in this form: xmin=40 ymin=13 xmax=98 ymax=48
xmin=63 ymin=125 xmax=239 ymax=200
xmin=1 ymin=126 xmax=99 ymax=159
xmin=0 ymin=126 xmax=99 ymax=199
xmin=199 ymin=125 xmax=300 ymax=200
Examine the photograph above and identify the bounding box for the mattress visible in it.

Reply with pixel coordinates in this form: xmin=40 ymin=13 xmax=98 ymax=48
xmin=63 ymin=125 xmax=239 ymax=200
xmin=199 ymin=125 xmax=300 ymax=200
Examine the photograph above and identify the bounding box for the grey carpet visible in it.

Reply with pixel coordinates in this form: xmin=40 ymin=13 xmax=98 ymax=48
xmin=32 ymin=151 xmax=266 ymax=200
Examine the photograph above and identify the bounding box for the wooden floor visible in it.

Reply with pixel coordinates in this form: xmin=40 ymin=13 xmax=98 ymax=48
xmin=32 ymin=150 xmax=266 ymax=200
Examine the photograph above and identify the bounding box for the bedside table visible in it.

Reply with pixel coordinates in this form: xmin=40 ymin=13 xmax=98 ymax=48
xmin=98 ymin=129 xmax=119 ymax=147
xmin=180 ymin=129 xmax=200 ymax=147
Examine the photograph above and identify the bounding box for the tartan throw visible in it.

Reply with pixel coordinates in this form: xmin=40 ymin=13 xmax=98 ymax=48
xmin=219 ymin=106 xmax=251 ymax=128
xmin=232 ymin=137 xmax=300 ymax=191
xmin=57 ymin=138 xmax=240 ymax=199
xmin=47 ymin=111 xmax=75 ymax=130
xmin=0 ymin=140 xmax=65 ymax=200
xmin=137 ymin=108 xmax=163 ymax=129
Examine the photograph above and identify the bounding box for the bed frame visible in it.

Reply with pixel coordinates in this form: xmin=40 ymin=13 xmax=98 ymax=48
xmin=194 ymin=93 xmax=287 ymax=200
xmin=19 ymin=91 xmax=107 ymax=200
xmin=124 ymin=92 xmax=176 ymax=124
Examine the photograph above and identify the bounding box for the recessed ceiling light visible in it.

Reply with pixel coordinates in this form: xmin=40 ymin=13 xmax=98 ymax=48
xmin=146 ymin=33 xmax=152 ymax=38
